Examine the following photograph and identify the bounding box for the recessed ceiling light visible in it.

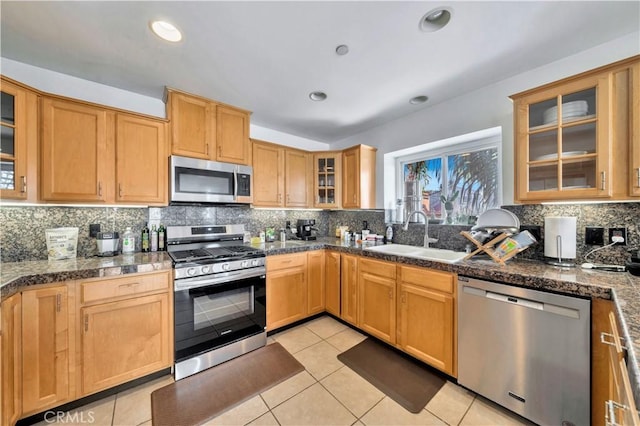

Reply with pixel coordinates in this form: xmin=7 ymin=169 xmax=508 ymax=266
xmin=419 ymin=8 xmax=452 ymax=32
xmin=309 ymin=91 xmax=327 ymax=101
xmin=150 ymin=20 xmax=182 ymax=42
xmin=336 ymin=45 xmax=349 ymax=56
xmin=409 ymin=95 xmax=428 ymax=105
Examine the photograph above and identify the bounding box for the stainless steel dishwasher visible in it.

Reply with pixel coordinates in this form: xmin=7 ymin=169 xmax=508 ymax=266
xmin=457 ymin=276 xmax=590 ymax=426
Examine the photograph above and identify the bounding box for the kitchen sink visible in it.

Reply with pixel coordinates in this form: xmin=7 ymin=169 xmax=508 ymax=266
xmin=365 ymin=244 xmax=467 ymax=264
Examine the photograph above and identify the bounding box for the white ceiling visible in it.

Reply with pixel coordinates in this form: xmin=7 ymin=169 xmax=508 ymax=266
xmin=1 ymin=1 xmax=639 ymax=143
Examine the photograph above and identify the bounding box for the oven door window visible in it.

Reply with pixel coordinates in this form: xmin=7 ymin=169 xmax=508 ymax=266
xmin=174 ymin=275 xmax=266 ymax=362
xmin=175 ymin=167 xmax=233 ymax=195
xmin=194 ymin=286 xmax=253 ymax=330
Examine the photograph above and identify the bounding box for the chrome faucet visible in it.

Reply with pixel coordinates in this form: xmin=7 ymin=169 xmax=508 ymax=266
xmin=403 ymin=210 xmax=438 ymax=248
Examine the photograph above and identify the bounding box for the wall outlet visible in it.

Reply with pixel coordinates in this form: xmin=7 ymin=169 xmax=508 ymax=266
xmin=89 ymin=223 xmax=101 ymax=238
xmin=609 ymin=227 xmax=627 ymax=245
xmin=585 ymin=227 xmax=604 ymax=245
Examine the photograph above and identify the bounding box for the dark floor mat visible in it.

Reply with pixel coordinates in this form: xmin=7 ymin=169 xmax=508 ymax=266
xmin=151 ymin=342 xmax=304 ymax=426
xmin=337 ymin=337 xmax=446 ymax=413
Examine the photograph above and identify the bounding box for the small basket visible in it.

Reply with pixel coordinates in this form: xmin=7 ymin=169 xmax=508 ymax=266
xmin=45 ymin=227 xmax=79 ymax=260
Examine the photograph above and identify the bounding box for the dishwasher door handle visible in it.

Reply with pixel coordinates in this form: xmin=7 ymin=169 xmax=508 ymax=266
xmin=485 ymin=291 xmax=544 ymax=310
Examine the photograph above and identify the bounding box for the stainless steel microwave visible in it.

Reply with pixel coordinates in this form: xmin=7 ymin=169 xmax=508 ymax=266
xmin=170 ymin=155 xmax=252 ymax=205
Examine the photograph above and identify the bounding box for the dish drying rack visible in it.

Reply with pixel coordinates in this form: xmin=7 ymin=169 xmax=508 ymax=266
xmin=460 ymin=227 xmax=526 ymax=265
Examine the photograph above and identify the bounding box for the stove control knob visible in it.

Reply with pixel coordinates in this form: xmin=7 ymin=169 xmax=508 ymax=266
xmin=251 ymin=259 xmax=260 ymax=267
xmin=222 ymin=263 xmax=230 ymax=271
xmin=201 ymin=265 xmax=210 ymax=274
xmin=187 ymin=267 xmax=197 ymax=276
xmin=241 ymin=260 xmax=249 ymax=268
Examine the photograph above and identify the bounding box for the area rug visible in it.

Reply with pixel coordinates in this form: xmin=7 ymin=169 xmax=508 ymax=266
xmin=337 ymin=338 xmax=446 ymax=413
xmin=151 ymin=342 xmax=304 ymax=426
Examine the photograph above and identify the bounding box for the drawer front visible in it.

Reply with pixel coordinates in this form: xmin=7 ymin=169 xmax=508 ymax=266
xmin=359 ymin=258 xmax=396 ymax=279
xmin=81 ymin=271 xmax=171 ymax=304
xmin=399 ymin=265 xmax=454 ymax=294
xmin=266 ymin=252 xmax=307 ymax=271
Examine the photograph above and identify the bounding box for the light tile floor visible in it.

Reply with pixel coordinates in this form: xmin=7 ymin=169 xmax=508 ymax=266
xmin=36 ymin=315 xmax=534 ymax=426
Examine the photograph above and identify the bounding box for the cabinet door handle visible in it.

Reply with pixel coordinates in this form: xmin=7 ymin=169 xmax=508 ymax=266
xmin=218 ymin=146 xmax=222 ymax=157
xmin=118 ymin=183 xmax=123 ymax=198
xmin=388 ymin=289 xmax=393 ymax=299
xmin=278 ymin=193 xmax=282 ymax=203
xmin=56 ymin=293 xmax=61 ymax=313
xmin=20 ymin=176 xmax=26 ymax=193
xmin=401 ymin=292 xmax=406 ymax=303
xmin=353 ymin=194 xmax=356 ymax=203
xmin=84 ymin=314 xmax=89 ymax=333
xmin=98 ymin=181 xmax=102 ymax=196
xmin=605 ymin=399 xmax=634 ymax=426
xmin=636 ymin=167 xmax=640 ymax=188
xmin=600 ymin=171 xmax=606 ymax=190
xmin=286 ymin=194 xmax=290 ymax=204
xmin=205 ymin=143 xmax=209 ymax=156
xmin=601 ymin=331 xmax=627 ymax=350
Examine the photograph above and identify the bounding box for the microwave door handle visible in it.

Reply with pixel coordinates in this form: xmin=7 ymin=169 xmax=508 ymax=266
xmin=233 ymin=168 xmax=238 ymax=201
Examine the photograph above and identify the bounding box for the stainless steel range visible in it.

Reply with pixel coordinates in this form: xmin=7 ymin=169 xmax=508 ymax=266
xmin=167 ymin=224 xmax=266 ymax=380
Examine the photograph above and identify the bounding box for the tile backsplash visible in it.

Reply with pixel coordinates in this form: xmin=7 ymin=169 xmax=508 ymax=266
xmin=1 ymin=202 xmax=638 ymax=266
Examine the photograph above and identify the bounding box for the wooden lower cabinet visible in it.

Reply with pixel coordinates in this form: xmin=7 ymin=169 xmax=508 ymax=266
xmin=81 ymin=293 xmax=171 ymax=395
xmin=324 ymin=251 xmax=341 ymax=316
xmin=340 ymin=254 xmax=358 ymax=325
xmin=358 ymin=258 xmax=396 ymax=344
xmin=397 ymin=265 xmax=456 ymax=377
xmin=2 ymin=293 xmax=22 ymax=426
xmin=307 ymin=251 xmax=325 ymax=316
xmin=21 ymin=285 xmax=72 ymax=416
xmin=266 ymin=252 xmax=307 ymax=330
xmin=592 ymin=299 xmax=640 ymax=425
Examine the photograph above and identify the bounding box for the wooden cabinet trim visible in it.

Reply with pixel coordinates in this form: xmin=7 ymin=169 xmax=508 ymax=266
xmin=398 ymin=265 xmax=454 ymax=294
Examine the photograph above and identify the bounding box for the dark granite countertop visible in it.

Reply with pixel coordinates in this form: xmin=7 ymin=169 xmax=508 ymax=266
xmin=0 ymin=252 xmax=173 ymax=298
xmin=2 ymin=239 xmax=638 ymax=404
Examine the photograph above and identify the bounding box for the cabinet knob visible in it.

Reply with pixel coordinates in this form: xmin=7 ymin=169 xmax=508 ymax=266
xmin=600 ymin=171 xmax=606 ymax=191
xmin=636 ymin=167 xmax=640 ymax=188
xmin=98 ymin=181 xmax=102 ymax=196
xmin=20 ymin=176 xmax=26 ymax=193
xmin=118 ymin=183 xmax=123 ymax=198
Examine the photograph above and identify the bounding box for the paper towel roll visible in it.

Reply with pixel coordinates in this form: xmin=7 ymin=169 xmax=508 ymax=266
xmin=544 ymin=217 xmax=577 ymax=259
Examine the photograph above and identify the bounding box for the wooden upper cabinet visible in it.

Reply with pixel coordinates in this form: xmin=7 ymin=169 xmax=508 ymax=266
xmin=252 ymin=140 xmax=284 ymax=206
xmin=21 ymin=285 xmax=72 ymax=415
xmin=511 ymin=55 xmax=639 ymax=203
xmin=168 ymin=90 xmax=215 ymax=160
xmin=116 ymin=113 xmax=168 ymax=205
xmin=252 ymin=139 xmax=311 ymax=208
xmin=313 ymin=152 xmax=341 ymax=209
xmin=629 ymin=62 xmax=640 ymax=197
xmin=41 ymin=97 xmax=110 ymax=202
xmin=167 ymin=89 xmax=251 ymax=165
xmin=217 ymin=105 xmax=251 ymax=165
xmin=284 ymin=148 xmax=311 ymax=207
xmin=342 ymin=144 xmax=376 ymax=209
xmin=0 ymin=77 xmax=38 ymax=201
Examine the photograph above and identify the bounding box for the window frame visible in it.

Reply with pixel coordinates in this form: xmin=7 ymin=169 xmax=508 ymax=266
xmin=395 ymin=131 xmax=503 ymax=223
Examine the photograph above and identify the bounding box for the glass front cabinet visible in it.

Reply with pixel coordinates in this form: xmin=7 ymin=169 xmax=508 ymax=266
xmin=0 ymin=77 xmax=37 ymax=201
xmin=511 ymin=56 xmax=639 ymax=202
xmin=313 ymin=152 xmax=341 ymax=208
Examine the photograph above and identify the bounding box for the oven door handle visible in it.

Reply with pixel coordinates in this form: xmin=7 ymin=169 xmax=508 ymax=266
xmin=174 ymin=268 xmax=266 ymax=292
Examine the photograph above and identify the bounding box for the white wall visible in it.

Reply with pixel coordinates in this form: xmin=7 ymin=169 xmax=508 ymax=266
xmin=0 ymin=57 xmax=329 ymax=151
xmin=330 ymin=32 xmax=640 ymax=208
